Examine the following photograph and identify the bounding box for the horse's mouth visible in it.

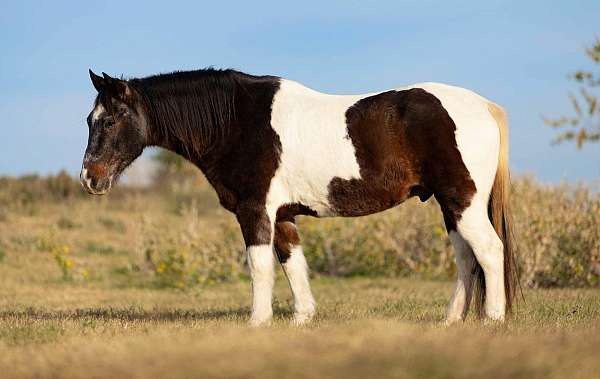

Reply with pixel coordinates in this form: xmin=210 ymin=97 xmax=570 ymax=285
xmin=80 ymin=167 xmax=113 ymax=195
xmin=84 ymin=186 xmax=111 ymax=196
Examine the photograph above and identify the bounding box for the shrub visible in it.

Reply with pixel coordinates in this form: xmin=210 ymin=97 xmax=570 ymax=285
xmin=138 ymin=207 xmax=245 ymax=289
xmin=299 ymin=205 xmax=453 ymax=278
xmin=132 ymin=176 xmax=599 ymax=288
xmin=513 ymin=178 xmax=600 ymax=287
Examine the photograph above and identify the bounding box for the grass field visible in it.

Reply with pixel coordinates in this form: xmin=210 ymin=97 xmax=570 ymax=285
xmin=1 ymin=275 xmax=599 ymax=379
xmin=0 ymin=174 xmax=599 ymax=378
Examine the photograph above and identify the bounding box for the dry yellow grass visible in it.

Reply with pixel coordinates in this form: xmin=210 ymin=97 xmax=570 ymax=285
xmin=0 ymin=275 xmax=599 ymax=379
xmin=0 ymin=175 xmax=599 ymax=378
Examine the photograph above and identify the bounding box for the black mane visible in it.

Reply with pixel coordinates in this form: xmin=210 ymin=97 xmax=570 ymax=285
xmin=129 ymin=68 xmax=247 ymax=158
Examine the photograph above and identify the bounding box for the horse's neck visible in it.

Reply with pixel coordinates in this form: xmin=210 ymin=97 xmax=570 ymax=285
xmin=146 ymin=98 xmax=234 ymax=164
xmin=144 ymin=73 xmax=278 ymax=207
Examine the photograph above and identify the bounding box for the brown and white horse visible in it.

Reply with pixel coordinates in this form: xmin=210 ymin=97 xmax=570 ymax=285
xmin=81 ymin=69 xmax=517 ymax=326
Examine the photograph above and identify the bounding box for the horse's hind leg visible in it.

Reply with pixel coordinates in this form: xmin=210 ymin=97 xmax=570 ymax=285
xmin=439 ymin=190 xmax=505 ymax=321
xmin=445 ymin=230 xmax=476 ymax=323
xmin=455 ymin=199 xmax=506 ymax=320
xmin=274 ymin=221 xmax=316 ymax=325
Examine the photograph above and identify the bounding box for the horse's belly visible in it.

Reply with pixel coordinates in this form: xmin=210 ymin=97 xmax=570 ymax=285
xmin=272 ymin=173 xmax=412 ymax=218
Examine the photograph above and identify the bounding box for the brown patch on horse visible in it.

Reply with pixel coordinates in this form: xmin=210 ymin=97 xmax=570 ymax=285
xmin=127 ymin=70 xmax=284 ymax=247
xmin=328 ymin=88 xmax=476 ymax=228
xmin=276 ymin=203 xmax=318 ymax=223
xmin=274 ymin=221 xmax=301 ymax=263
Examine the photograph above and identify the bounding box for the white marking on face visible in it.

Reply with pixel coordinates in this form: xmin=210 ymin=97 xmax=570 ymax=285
xmin=79 ymin=166 xmax=114 ymax=195
xmin=80 ymin=167 xmax=92 ymax=190
xmin=91 ymin=103 xmax=106 ymax=122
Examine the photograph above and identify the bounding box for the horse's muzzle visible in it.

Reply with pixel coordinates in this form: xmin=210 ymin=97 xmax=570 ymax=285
xmin=80 ymin=166 xmax=112 ymax=195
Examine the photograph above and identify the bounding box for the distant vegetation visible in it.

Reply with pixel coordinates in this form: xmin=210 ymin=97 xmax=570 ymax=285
xmin=0 ymin=162 xmax=598 ymax=289
xmin=545 ymin=38 xmax=600 ymax=147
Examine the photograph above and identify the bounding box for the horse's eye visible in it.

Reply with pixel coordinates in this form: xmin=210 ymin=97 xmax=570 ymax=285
xmin=105 ymin=119 xmax=115 ymax=128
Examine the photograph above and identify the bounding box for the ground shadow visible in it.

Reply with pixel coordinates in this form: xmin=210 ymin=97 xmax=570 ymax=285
xmin=0 ymin=307 xmax=255 ymax=322
xmin=0 ymin=301 xmax=296 ymax=323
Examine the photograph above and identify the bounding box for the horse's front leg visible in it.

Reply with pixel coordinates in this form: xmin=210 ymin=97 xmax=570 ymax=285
xmin=236 ymin=203 xmax=276 ymax=326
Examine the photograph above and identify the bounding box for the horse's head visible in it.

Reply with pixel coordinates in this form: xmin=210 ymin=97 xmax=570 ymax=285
xmin=81 ymin=70 xmax=148 ymax=195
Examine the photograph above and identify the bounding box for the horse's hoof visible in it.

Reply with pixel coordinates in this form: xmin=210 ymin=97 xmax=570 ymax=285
xmin=248 ymin=316 xmax=272 ymax=327
xmin=443 ymin=317 xmax=463 ymax=326
xmin=483 ymin=317 xmax=505 ymax=326
xmin=291 ymin=312 xmax=314 ymax=326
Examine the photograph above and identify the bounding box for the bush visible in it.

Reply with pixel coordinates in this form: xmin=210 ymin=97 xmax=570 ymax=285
xmin=0 ymin=171 xmax=83 ymax=209
xmin=513 ymin=178 xmax=600 ymax=287
xmin=138 ymin=207 xmax=245 ymax=289
xmin=299 ymin=204 xmax=453 ymax=278
xmin=130 ymin=176 xmax=599 ymax=288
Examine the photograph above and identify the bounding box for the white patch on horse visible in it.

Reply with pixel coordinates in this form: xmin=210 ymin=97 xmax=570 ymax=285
xmin=456 ymin=201 xmax=506 ymax=320
xmin=445 ymin=231 xmax=475 ymax=323
xmin=282 ymin=245 xmax=316 ymax=325
xmin=247 ymin=244 xmax=275 ymax=326
xmin=91 ymin=103 xmax=106 ymax=121
xmin=268 ymin=80 xmax=366 ymax=216
xmin=80 ymin=167 xmax=92 ymax=190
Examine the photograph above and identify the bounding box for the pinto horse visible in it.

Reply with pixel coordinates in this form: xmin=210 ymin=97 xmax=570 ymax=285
xmin=81 ymin=69 xmax=517 ymax=325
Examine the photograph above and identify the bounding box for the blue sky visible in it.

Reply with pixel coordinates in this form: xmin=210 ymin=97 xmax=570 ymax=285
xmin=1 ymin=0 xmax=599 ymax=182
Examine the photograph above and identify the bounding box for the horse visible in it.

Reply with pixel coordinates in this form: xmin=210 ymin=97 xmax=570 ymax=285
xmin=81 ymin=68 xmax=517 ymax=326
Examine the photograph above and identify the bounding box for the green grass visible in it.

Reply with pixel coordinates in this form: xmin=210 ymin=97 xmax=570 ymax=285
xmin=84 ymin=242 xmax=129 ymax=256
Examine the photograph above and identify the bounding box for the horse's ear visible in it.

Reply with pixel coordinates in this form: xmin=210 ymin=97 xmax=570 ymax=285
xmin=89 ymin=69 xmax=104 ymax=92
xmin=101 ymin=72 xmax=133 ymax=103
